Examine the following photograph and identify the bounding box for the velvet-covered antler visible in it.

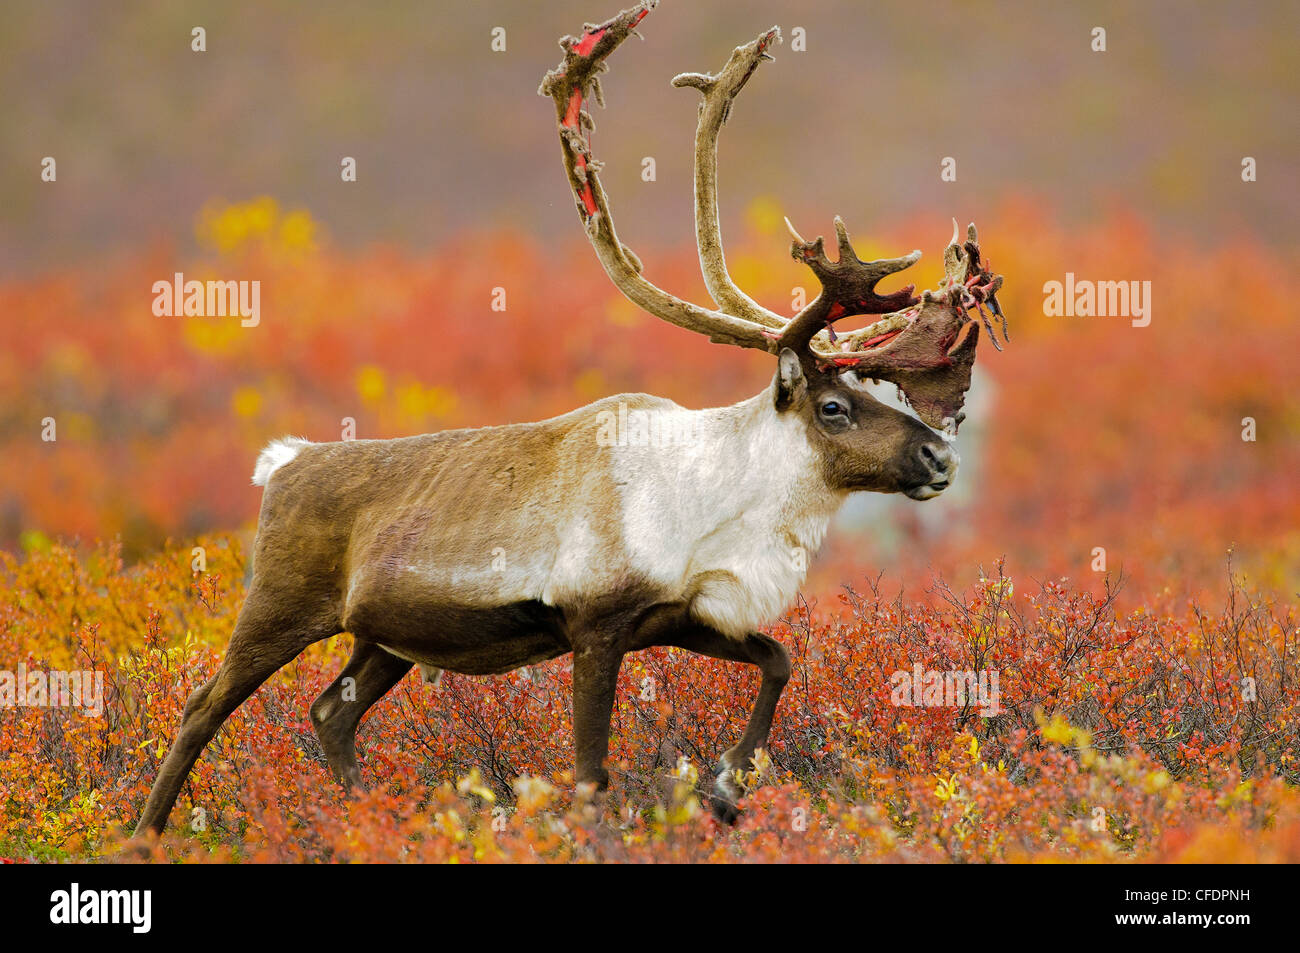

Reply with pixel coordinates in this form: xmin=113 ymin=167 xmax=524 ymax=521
xmin=539 ymin=0 xmax=1007 ymax=432
xmin=779 ymin=218 xmax=1006 ymax=430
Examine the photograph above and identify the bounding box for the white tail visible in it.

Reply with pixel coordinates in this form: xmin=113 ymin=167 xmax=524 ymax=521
xmin=251 ymin=436 xmax=311 ymax=486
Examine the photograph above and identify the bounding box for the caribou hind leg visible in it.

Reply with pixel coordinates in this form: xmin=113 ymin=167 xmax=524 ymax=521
xmin=310 ymin=639 xmax=414 ymax=790
xmin=132 ymin=582 xmax=340 ymax=838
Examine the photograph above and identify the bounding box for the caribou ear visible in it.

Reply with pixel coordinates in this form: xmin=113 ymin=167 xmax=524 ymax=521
xmin=775 ymin=348 xmax=808 ymax=411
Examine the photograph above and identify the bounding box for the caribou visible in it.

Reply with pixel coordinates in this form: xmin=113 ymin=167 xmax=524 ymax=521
xmin=133 ymin=0 xmax=1006 ymax=837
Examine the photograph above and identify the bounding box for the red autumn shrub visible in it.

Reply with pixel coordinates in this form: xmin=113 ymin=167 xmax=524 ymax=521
xmin=2 ymin=197 xmax=1296 ymax=861
xmin=2 ymin=197 xmax=1297 ymax=601
xmin=1 ymin=538 xmax=1295 ymax=863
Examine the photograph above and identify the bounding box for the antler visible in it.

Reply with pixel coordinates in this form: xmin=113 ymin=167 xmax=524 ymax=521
xmin=777 ymin=216 xmax=923 ymax=353
xmin=672 ymin=27 xmax=788 ymax=331
xmin=539 ymin=1 xmax=1007 ymax=432
xmin=778 ymin=217 xmax=1007 ymax=430
xmin=538 ymin=1 xmax=774 ymax=351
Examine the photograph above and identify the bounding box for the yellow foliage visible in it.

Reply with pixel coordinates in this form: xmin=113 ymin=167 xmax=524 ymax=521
xmin=230 ymin=386 xmax=262 ymax=419
xmin=355 ymin=365 xmax=386 ymax=403
xmin=196 ymin=196 xmax=320 ymax=257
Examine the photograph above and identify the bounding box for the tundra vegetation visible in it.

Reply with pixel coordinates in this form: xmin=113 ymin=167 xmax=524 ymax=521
xmin=0 ymin=540 xmax=1296 ymax=861
xmin=0 ymin=3 xmax=1296 ymax=864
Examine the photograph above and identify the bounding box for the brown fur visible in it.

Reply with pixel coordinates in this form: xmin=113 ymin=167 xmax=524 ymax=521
xmin=131 ymin=367 xmax=954 ymax=838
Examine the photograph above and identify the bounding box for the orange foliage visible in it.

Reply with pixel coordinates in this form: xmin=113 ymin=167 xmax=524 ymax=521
xmin=0 ymin=539 xmax=1295 ymax=863
xmin=2 ymin=197 xmax=1297 ymax=603
xmin=2 ymin=197 xmax=1298 ymax=862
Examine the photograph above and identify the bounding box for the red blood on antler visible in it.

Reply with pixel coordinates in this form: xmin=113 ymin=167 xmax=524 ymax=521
xmin=778 ymin=217 xmax=1007 ymax=430
xmin=540 ymin=0 xmax=1008 ymax=432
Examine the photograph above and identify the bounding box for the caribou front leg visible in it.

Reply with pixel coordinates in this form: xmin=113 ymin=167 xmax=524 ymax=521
xmin=661 ymin=625 xmax=792 ymax=823
xmin=570 ymin=643 xmax=625 ymax=807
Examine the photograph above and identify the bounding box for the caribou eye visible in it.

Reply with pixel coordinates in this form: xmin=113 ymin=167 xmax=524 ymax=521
xmin=820 ymin=399 xmax=848 ymax=419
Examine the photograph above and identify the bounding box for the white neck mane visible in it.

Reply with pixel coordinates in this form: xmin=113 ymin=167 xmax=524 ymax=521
xmin=611 ymin=390 xmax=844 ymax=637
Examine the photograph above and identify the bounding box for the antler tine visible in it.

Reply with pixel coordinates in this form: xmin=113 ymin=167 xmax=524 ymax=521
xmin=942 ymin=218 xmax=1007 ymax=351
xmin=672 ymin=26 xmax=787 ymax=331
xmin=777 ymin=215 xmax=922 ymax=353
xmin=538 ymin=1 xmax=775 ymax=352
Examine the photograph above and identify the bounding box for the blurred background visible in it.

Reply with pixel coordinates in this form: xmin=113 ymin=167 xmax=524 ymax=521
xmin=1 ymin=0 xmax=1297 ymax=601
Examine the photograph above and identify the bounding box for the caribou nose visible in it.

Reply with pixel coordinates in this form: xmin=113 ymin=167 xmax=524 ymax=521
xmin=918 ymin=440 xmax=958 ymax=485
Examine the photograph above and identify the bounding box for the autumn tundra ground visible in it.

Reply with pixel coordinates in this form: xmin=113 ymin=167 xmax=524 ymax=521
xmin=0 ymin=199 xmax=1297 ymax=862
xmin=0 ymin=538 xmax=1297 ymax=863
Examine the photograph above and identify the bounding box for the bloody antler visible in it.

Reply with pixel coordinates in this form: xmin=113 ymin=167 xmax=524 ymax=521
xmin=779 ymin=218 xmax=1007 ymax=430
xmin=539 ymin=1 xmax=1008 ymax=432
xmin=538 ymin=0 xmax=776 ymax=351
xmin=777 ymin=216 xmax=922 ymax=351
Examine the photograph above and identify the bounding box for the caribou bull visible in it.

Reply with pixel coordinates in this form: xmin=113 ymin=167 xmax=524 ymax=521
xmin=134 ymin=0 xmax=1006 ymax=837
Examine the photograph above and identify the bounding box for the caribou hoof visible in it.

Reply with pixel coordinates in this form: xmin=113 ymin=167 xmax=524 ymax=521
xmin=710 ymin=769 xmax=743 ymax=824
